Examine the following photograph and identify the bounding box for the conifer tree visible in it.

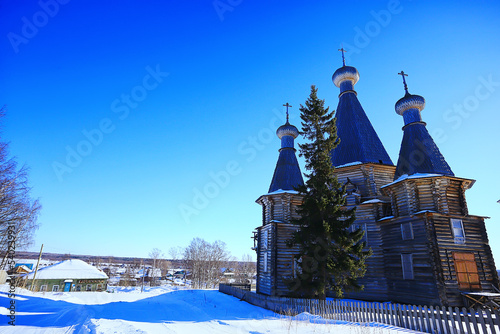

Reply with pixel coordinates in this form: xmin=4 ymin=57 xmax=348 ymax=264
xmin=287 ymin=86 xmax=371 ymax=299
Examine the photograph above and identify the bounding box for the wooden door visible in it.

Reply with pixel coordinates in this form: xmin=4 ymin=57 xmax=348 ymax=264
xmin=453 ymin=252 xmax=481 ymax=291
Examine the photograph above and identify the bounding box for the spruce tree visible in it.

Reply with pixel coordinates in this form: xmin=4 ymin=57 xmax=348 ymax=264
xmin=287 ymin=86 xmax=371 ymax=300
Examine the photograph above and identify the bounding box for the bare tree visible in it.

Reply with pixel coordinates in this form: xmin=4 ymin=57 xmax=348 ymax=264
xmin=0 ymin=107 xmax=41 ymax=269
xmin=149 ymin=248 xmax=163 ymax=286
xmin=235 ymin=254 xmax=256 ymax=284
xmin=183 ymin=238 xmax=231 ymax=289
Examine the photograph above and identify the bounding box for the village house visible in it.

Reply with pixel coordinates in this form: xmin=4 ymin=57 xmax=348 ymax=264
xmin=24 ymin=259 xmax=108 ymax=292
xmin=253 ymin=58 xmax=499 ymax=307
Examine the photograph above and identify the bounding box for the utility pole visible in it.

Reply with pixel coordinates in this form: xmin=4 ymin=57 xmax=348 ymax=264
xmin=141 ymin=260 xmax=145 ymax=293
xmin=30 ymin=244 xmax=44 ymax=292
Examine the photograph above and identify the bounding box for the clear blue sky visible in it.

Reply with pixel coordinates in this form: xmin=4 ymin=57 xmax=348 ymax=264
xmin=1 ymin=1 xmax=500 ymax=262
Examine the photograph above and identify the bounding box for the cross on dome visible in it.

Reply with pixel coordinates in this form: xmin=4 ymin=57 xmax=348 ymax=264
xmin=338 ymin=47 xmax=347 ymax=66
xmin=283 ymin=102 xmax=292 ymax=123
xmin=398 ymin=71 xmax=409 ymax=94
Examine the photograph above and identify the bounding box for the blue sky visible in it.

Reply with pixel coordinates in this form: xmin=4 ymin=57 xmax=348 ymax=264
xmin=1 ymin=0 xmax=500 ymax=262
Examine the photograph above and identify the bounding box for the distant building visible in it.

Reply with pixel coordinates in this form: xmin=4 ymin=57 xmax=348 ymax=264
xmin=253 ymin=60 xmax=499 ymax=307
xmin=24 ymin=259 xmax=108 ymax=292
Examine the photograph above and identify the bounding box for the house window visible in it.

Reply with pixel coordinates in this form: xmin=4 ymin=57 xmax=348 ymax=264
xmin=351 ymin=224 xmax=367 ymax=245
xmin=262 ymin=230 xmax=268 ymax=250
xmin=451 ymin=219 xmax=465 ymax=244
xmin=453 ymin=252 xmax=481 ymax=291
xmin=263 ymin=252 xmax=268 ymax=272
xmin=76 ymin=285 xmax=81 ymax=291
xmin=401 ymin=253 xmax=414 ymax=280
xmin=96 ymin=284 xmax=103 ymax=291
xmin=401 ymin=223 xmax=414 ymax=240
xmin=40 ymin=285 xmax=47 ymax=292
xmin=52 ymin=285 xmax=59 ymax=292
xmin=86 ymin=284 xmax=92 ymax=291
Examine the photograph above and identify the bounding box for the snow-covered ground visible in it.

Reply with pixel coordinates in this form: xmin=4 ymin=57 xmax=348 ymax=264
xmin=0 ymin=285 xmax=421 ymax=333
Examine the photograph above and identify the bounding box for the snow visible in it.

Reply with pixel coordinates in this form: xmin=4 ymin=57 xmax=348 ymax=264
xmin=0 ymin=284 xmax=420 ymax=333
xmin=413 ymin=210 xmax=436 ymax=215
xmin=24 ymin=259 xmax=108 ymax=280
xmin=361 ymin=199 xmax=385 ymax=204
xmin=264 ymin=189 xmax=300 ymax=195
xmin=378 ymin=216 xmax=394 ymax=222
xmin=336 ymin=161 xmax=363 ymax=168
xmin=381 ymin=173 xmax=443 ymax=188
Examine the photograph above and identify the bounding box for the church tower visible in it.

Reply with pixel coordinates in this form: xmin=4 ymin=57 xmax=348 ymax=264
xmin=379 ymin=73 xmax=499 ymax=306
xmin=329 ymin=53 xmax=396 ymax=301
xmin=254 ymin=105 xmax=304 ymax=296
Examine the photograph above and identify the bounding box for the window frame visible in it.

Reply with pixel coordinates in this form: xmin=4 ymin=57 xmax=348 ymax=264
xmin=451 ymin=218 xmax=466 ymax=244
xmin=401 ymin=222 xmax=414 ymax=240
xmin=40 ymin=285 xmax=47 ymax=292
xmin=52 ymin=285 xmax=59 ymax=292
xmin=401 ymin=253 xmax=414 ymax=280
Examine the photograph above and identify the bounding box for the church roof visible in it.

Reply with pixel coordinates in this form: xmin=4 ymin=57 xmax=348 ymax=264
xmin=330 ymin=66 xmax=394 ymax=167
xmin=268 ymin=146 xmax=304 ymax=192
xmin=268 ymin=110 xmax=304 ymax=193
xmin=393 ymin=72 xmax=454 ymax=179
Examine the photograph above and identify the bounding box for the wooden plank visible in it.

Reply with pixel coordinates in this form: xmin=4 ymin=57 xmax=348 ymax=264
xmin=461 ymin=307 xmax=472 ymax=334
xmin=484 ymin=308 xmax=496 ymax=334
xmin=493 ymin=309 xmax=500 ymax=332
xmin=447 ymin=306 xmax=457 ymax=334
xmin=397 ymin=304 xmax=404 ymax=328
xmin=423 ymin=305 xmax=432 ymax=333
xmin=414 ymin=305 xmax=422 ymax=332
xmin=477 ymin=309 xmax=489 ymax=334
xmin=454 ymin=307 xmax=465 ymax=334
xmin=469 ymin=308 xmax=481 ymax=334
xmin=434 ymin=305 xmax=446 ymax=334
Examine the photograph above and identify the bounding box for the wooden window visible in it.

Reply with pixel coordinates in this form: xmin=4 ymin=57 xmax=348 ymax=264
xmin=76 ymin=285 xmax=81 ymax=291
xmin=263 ymin=252 xmax=268 ymax=272
xmin=86 ymin=284 xmax=92 ymax=291
xmin=401 ymin=223 xmax=414 ymax=240
xmin=451 ymin=219 xmax=465 ymax=244
xmin=52 ymin=285 xmax=59 ymax=292
xmin=40 ymin=285 xmax=47 ymax=292
xmin=401 ymin=253 xmax=414 ymax=280
xmin=262 ymin=230 xmax=268 ymax=250
xmin=97 ymin=284 xmax=103 ymax=291
xmin=453 ymin=252 xmax=481 ymax=291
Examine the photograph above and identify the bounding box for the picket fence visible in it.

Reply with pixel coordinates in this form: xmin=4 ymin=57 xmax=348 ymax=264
xmin=219 ymin=284 xmax=500 ymax=334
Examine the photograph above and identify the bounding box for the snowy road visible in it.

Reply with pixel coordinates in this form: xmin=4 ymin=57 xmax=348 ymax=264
xmin=0 ymin=286 xmax=421 ymax=333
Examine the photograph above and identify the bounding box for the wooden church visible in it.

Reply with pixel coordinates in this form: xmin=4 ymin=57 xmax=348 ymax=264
xmin=252 ymin=59 xmax=499 ymax=307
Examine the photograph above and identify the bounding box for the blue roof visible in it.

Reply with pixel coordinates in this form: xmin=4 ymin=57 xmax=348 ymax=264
xmin=330 ymin=83 xmax=394 ymax=167
xmin=268 ymin=145 xmax=304 ymax=193
xmin=394 ymin=123 xmax=454 ymax=179
xmin=393 ymin=91 xmax=454 ymax=179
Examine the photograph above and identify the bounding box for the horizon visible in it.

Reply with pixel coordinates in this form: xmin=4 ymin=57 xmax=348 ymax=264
xmin=1 ymin=1 xmax=499 ymax=262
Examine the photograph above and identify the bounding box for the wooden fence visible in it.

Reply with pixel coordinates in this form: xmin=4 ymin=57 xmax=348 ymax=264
xmin=219 ymin=284 xmax=500 ymax=334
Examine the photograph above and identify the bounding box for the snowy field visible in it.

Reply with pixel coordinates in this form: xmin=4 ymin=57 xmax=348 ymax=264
xmin=0 ymin=284 xmax=421 ymax=333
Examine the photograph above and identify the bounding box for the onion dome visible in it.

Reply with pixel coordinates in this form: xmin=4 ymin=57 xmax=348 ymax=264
xmin=332 ymin=66 xmax=360 ymax=88
xmin=330 ymin=58 xmax=393 ymax=167
xmin=268 ymin=104 xmax=304 ymax=193
xmin=395 ymin=93 xmax=426 ymax=116
xmin=276 ymin=121 xmax=299 ymax=139
xmin=393 ymin=71 xmax=454 ymax=179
